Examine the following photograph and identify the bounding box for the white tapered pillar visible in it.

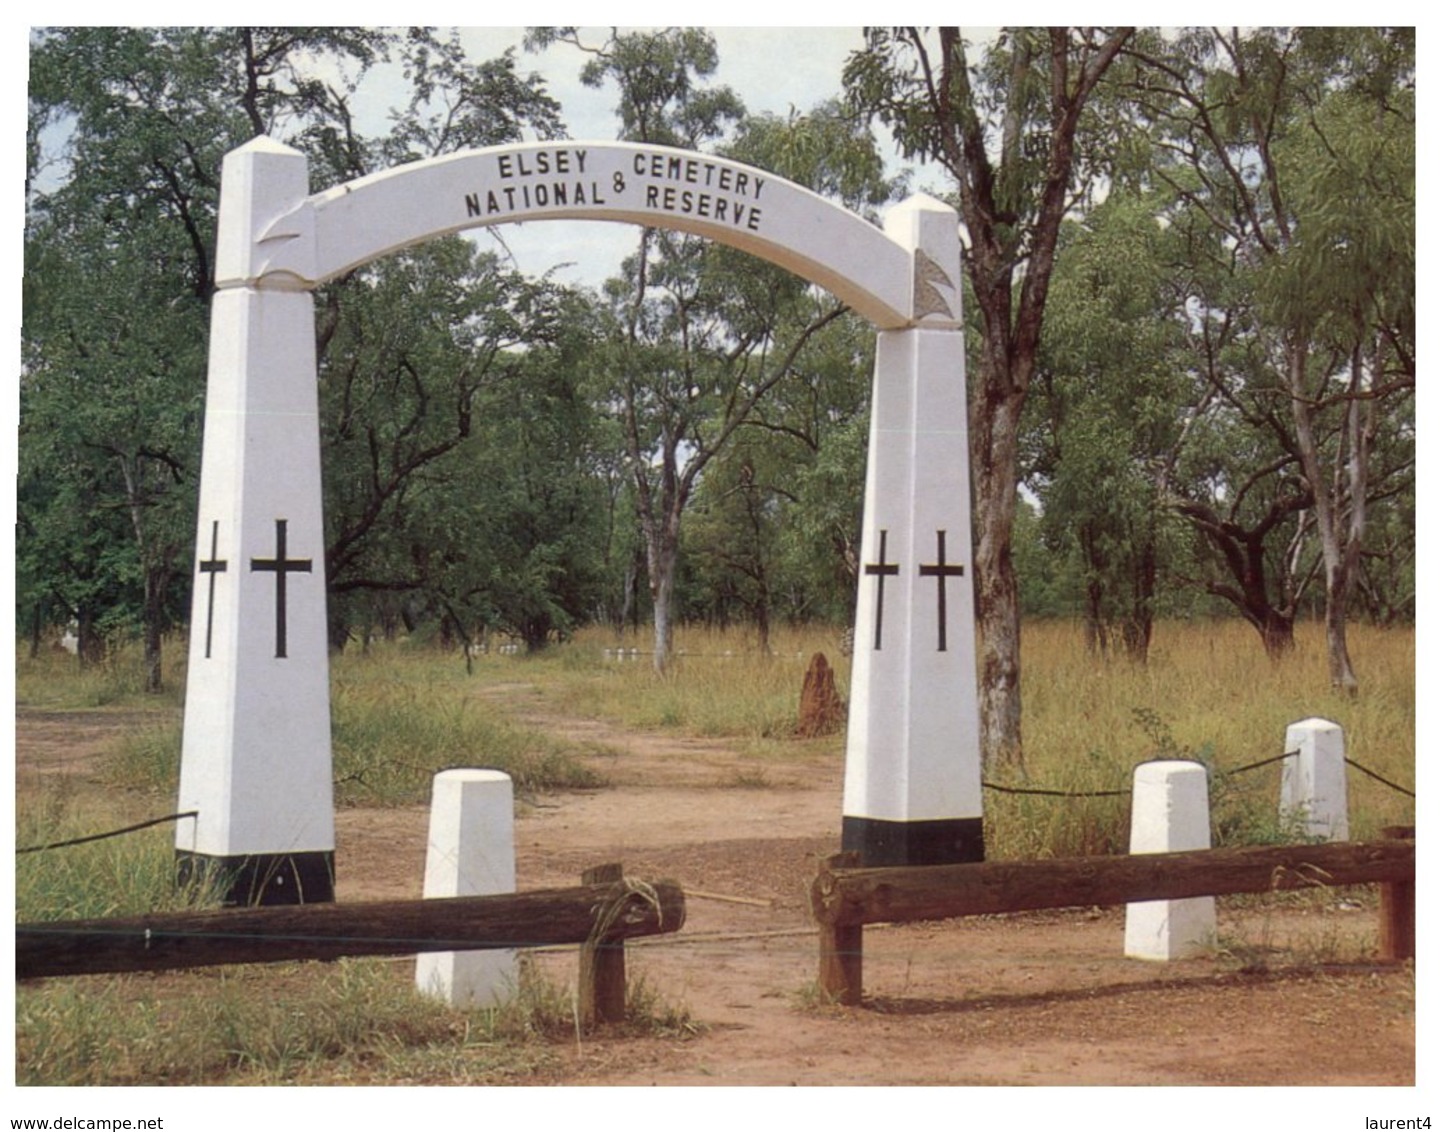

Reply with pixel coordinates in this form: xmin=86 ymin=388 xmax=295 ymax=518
xmin=842 ymin=196 xmax=984 ymax=866
xmin=175 ymin=138 xmax=335 ymax=905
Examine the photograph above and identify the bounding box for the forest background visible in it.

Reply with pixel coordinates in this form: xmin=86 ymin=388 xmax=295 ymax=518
xmin=17 ymin=27 xmax=1415 ymax=771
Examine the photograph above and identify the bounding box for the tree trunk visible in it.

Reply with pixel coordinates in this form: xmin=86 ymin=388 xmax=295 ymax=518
xmin=328 ymin=611 xmax=352 ymax=653
xmin=754 ymin=591 xmax=771 ymax=655
xmin=1286 ymin=336 xmax=1361 ymax=693
xmin=1122 ymin=533 xmax=1158 ymax=663
xmin=1260 ymin=610 xmax=1296 ymax=660
xmin=618 ymin=548 xmax=640 ymax=633
xmin=647 ymin=520 xmax=679 ymax=674
xmin=1083 ymin=579 xmax=1107 ymax=656
xmin=1080 ymin=523 xmax=1108 ymax=656
xmin=28 ymin=603 xmax=43 ymax=660
xmin=141 ymin=561 xmax=168 ymax=694
xmin=971 ymin=382 xmax=1027 ymax=774
xmin=76 ymin=607 xmax=106 ymax=666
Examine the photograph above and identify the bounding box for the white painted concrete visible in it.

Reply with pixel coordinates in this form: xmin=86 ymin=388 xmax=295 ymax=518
xmin=842 ymin=196 xmax=983 ymax=844
xmin=1281 ymin=718 xmax=1349 ymax=841
xmin=176 ymin=139 xmax=333 ymax=864
xmin=415 ymin=770 xmax=518 ymax=1008
xmin=1124 ymin=760 xmax=1216 ymax=960
xmin=179 ymin=137 xmax=979 ymax=891
xmin=248 ymin=142 xmax=916 ymax=330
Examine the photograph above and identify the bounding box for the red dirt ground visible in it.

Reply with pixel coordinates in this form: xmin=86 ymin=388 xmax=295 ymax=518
xmin=13 ymin=700 xmax=1417 ymax=1102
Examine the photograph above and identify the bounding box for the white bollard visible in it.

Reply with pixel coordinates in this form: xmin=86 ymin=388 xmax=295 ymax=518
xmin=1124 ymin=760 xmax=1216 ymax=961
xmin=415 ymin=769 xmax=517 ymax=1008
xmin=1281 ymin=718 xmax=1349 ymax=841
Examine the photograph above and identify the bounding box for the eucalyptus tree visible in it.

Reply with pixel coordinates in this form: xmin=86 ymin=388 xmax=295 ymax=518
xmin=1126 ymin=26 xmax=1415 ymax=685
xmin=685 ymin=301 xmax=878 ymax=643
xmin=534 ymin=27 xmax=898 ymax=670
xmin=1028 ymin=194 xmax=1190 ymax=660
xmin=352 ymin=282 xmax=611 ymax=655
xmin=315 ymin=241 xmax=595 ymax=650
xmin=24 ymin=27 xmax=391 ymax=686
xmin=23 ymin=27 xmax=567 ymax=681
xmin=845 ymin=26 xmax=1135 ymax=770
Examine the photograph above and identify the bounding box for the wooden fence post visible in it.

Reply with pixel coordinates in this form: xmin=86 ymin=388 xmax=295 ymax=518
xmin=819 ymin=923 xmax=864 ymax=1006
xmin=578 ymin=862 xmax=627 ymax=1027
xmin=1379 ymin=826 xmax=1415 ymax=962
xmin=813 ymin=852 xmax=863 ymax=1005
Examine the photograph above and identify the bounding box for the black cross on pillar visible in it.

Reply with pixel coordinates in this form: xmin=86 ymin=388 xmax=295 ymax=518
xmin=863 ymin=529 xmax=900 ymax=651
xmin=918 ymin=529 xmax=966 ymax=652
xmin=250 ymin=519 xmax=313 ymax=659
xmin=198 ymin=520 xmax=228 ymax=659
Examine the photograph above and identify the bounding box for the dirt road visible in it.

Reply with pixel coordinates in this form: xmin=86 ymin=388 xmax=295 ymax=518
xmin=15 ymin=702 xmax=1415 ymax=1089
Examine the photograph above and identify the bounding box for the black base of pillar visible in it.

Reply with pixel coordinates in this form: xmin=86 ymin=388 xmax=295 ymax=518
xmin=842 ymin=816 xmax=984 ymax=867
xmin=176 ymin=850 xmax=335 ymax=907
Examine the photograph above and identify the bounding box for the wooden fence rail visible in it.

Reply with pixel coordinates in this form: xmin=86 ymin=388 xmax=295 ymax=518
xmin=811 ymin=837 xmax=1415 ymax=1005
xmin=17 ymin=868 xmax=685 ymax=1025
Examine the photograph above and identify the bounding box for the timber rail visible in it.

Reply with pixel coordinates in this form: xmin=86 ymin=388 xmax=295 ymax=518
xmin=811 ymin=832 xmax=1415 ymax=1005
xmin=16 ymin=863 xmax=684 ymax=1025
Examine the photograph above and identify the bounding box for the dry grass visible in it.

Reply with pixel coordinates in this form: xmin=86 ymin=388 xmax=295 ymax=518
xmin=12 ymin=617 xmax=1414 ymax=1085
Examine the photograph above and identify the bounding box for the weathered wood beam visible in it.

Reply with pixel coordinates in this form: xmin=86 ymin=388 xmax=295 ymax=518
xmin=18 ymin=877 xmax=686 ymax=980
xmin=812 ymin=840 xmax=1415 ymax=1005
xmin=811 ymin=840 xmax=1413 ymax=929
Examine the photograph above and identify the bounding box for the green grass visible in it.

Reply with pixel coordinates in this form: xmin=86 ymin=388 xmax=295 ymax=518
xmin=17 ymin=618 xmax=1415 ymax=855
xmin=42 ymin=640 xmax=609 ymax=806
xmin=526 ymin=623 xmax=851 ymax=754
xmin=15 ymin=639 xmax=188 ymax=709
xmin=16 ymin=798 xmax=221 ymax=923
xmin=17 ymin=618 xmax=1414 ymax=854
xmin=327 ymin=660 xmax=605 ymax=804
xmin=15 ymin=954 xmax=695 ymax=1085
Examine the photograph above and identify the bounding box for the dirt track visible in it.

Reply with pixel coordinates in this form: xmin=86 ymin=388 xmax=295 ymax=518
xmin=14 ymin=702 xmax=1416 ymax=1088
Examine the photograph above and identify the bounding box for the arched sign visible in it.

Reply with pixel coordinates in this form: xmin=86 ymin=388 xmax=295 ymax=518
xmin=178 ymin=136 xmax=983 ymax=905
xmin=240 ymin=140 xmax=919 ymax=329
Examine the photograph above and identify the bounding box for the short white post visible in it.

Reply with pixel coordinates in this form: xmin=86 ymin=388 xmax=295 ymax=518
xmin=1281 ymin=718 xmax=1349 ymax=841
xmin=1124 ymin=760 xmax=1216 ymax=961
xmin=415 ymin=769 xmax=517 ymax=1008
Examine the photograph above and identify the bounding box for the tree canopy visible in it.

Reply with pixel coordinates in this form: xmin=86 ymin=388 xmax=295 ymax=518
xmin=22 ymin=27 xmax=1413 ymax=760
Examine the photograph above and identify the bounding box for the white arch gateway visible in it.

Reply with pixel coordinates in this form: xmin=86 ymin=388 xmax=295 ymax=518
xmin=176 ymin=137 xmax=984 ymax=904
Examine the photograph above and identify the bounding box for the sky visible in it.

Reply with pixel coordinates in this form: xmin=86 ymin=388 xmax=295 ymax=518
xmin=341 ymin=26 xmax=958 ymax=288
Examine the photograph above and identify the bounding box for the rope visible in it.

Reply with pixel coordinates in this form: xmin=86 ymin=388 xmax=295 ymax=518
xmin=18 ymin=755 xmax=1412 ymax=858
xmin=17 ymin=811 xmax=198 ymax=854
xmin=983 ymin=750 xmax=1415 ymax=801
xmin=1222 ymin=752 xmax=1296 ymax=776
xmin=983 ymin=781 xmax=1131 ymax=798
xmin=1345 ymin=757 xmax=1416 ymax=798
